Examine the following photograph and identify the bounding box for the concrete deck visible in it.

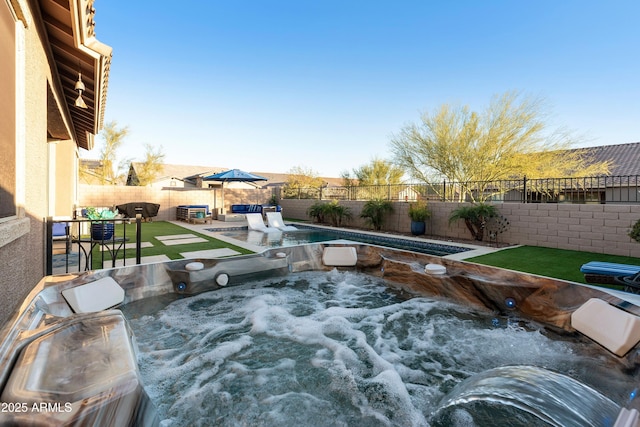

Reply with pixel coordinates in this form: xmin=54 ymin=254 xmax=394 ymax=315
xmin=51 ymin=218 xmax=511 ymax=275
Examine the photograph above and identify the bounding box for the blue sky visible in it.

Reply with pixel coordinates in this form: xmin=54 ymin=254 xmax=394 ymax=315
xmin=90 ymin=1 xmax=640 ymax=177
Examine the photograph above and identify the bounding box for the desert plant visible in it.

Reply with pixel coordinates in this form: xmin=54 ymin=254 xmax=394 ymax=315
xmin=408 ymin=201 xmax=431 ymax=222
xmin=630 ymin=219 xmax=640 ymax=243
xmin=307 ymin=202 xmax=327 ymax=223
xmin=360 ymin=199 xmax=394 ymax=231
xmin=486 ymin=215 xmax=511 ymax=244
xmin=306 ymin=201 xmax=352 ymax=226
xmin=324 ymin=201 xmax=352 ymax=227
xmin=448 ymin=203 xmax=498 ymax=241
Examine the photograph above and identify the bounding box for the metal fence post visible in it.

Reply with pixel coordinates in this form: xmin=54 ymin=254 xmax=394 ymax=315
xmin=136 ymin=215 xmax=142 ymax=264
xmin=45 ymin=216 xmax=53 ymax=275
xmin=443 ymin=180 xmax=446 ymax=202
xmin=523 ymin=176 xmax=527 ymax=203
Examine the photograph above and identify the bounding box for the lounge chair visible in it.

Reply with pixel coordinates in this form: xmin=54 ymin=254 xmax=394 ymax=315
xmin=246 ymin=213 xmax=280 ymax=233
xmin=619 ymin=272 xmax=640 ymax=293
xmin=580 ymin=261 xmax=640 ymax=293
xmin=266 ymin=212 xmax=297 ymax=231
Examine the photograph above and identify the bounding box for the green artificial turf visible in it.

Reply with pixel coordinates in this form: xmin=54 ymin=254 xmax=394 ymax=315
xmin=466 ymin=245 xmax=640 ymax=285
xmin=90 ymin=221 xmax=252 ymax=267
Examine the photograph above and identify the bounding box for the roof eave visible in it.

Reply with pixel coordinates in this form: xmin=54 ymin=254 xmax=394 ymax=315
xmin=41 ymin=0 xmax=112 ymax=151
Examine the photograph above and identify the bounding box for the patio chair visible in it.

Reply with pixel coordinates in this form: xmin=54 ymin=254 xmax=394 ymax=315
xmin=246 ymin=213 xmax=280 ymax=233
xmin=52 ymin=220 xmax=72 ymax=254
xmin=266 ymin=212 xmax=297 ymax=231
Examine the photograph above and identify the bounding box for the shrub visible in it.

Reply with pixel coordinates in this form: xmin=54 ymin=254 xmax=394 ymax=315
xmin=448 ymin=203 xmax=498 ymax=241
xmin=324 ymin=201 xmax=352 ymax=227
xmin=630 ymin=219 xmax=640 ymax=243
xmin=306 ymin=202 xmax=327 ymax=223
xmin=360 ymin=199 xmax=394 ymax=231
xmin=306 ymin=201 xmax=352 ymax=226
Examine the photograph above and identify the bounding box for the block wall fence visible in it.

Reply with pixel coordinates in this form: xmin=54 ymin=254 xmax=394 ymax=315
xmin=78 ymin=185 xmax=273 ymax=220
xmin=279 ymin=199 xmax=640 ymax=258
xmin=78 ymin=185 xmax=640 ymax=258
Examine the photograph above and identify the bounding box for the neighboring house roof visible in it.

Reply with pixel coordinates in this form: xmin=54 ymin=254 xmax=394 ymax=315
xmin=157 ymin=164 xmax=227 ymax=184
xmin=124 ymin=164 xmax=345 ymax=187
xmin=253 ymin=172 xmax=344 ymax=188
xmin=127 ymin=163 xmax=227 ymax=186
xmin=96 ymin=143 xmax=640 ymax=188
xmin=79 ymin=159 xmax=118 ymax=184
xmin=578 ymin=142 xmax=640 ymax=176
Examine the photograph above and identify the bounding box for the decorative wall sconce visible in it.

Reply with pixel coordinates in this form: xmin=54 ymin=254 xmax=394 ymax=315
xmin=74 ymin=71 xmax=88 ymax=109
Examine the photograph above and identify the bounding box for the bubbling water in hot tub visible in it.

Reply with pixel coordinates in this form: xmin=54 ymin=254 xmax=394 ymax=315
xmin=122 ymin=269 xmax=633 ymax=426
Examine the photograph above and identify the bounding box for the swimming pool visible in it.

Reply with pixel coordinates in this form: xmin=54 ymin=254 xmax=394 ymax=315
xmin=1 ymin=243 xmax=640 ymax=425
xmin=211 ymin=225 xmax=472 ymax=257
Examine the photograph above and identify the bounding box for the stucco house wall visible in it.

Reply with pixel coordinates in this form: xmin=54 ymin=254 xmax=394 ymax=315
xmin=0 ymin=1 xmax=110 ymax=326
xmin=1 ymin=2 xmax=54 ymax=324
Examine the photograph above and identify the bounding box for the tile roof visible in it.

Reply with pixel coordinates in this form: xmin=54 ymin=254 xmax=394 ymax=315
xmin=252 ymin=172 xmax=344 ymax=187
xmin=577 ymin=142 xmax=640 ymax=176
xmin=123 ymin=164 xmax=344 ymax=186
xmin=129 ymin=163 xmax=227 ymax=183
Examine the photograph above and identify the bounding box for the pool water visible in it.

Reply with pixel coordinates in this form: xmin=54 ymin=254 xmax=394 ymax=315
xmin=122 ymin=270 xmax=630 ymax=426
xmin=214 ymin=227 xmax=470 ymax=257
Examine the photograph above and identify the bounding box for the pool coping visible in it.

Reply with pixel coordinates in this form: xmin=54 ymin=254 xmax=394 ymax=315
xmin=173 ymin=219 xmax=506 ymax=260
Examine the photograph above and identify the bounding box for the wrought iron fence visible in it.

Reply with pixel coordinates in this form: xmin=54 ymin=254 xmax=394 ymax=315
xmin=280 ymin=175 xmax=640 ymax=204
xmin=46 ymin=216 xmax=143 ymax=275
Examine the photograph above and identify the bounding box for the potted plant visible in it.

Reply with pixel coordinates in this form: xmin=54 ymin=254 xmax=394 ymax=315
xmin=84 ymin=207 xmax=117 ymax=240
xmin=408 ymin=201 xmax=430 ymax=235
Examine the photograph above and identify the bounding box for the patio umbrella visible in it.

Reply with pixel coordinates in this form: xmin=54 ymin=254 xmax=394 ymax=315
xmin=203 ymin=169 xmax=268 ymax=214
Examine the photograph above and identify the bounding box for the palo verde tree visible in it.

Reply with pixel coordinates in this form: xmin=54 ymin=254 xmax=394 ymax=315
xmin=341 ymin=158 xmax=405 ymax=200
xmin=95 ymin=120 xmax=130 ymax=185
xmin=282 ymin=165 xmax=325 ymax=199
xmin=349 ymin=158 xmax=404 ymax=186
xmin=390 ymin=91 xmax=610 ymax=202
xmin=132 ymin=144 xmax=166 ymax=186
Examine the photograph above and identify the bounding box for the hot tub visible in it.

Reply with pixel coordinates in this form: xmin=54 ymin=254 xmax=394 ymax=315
xmin=1 ymin=244 xmax=640 ymax=426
